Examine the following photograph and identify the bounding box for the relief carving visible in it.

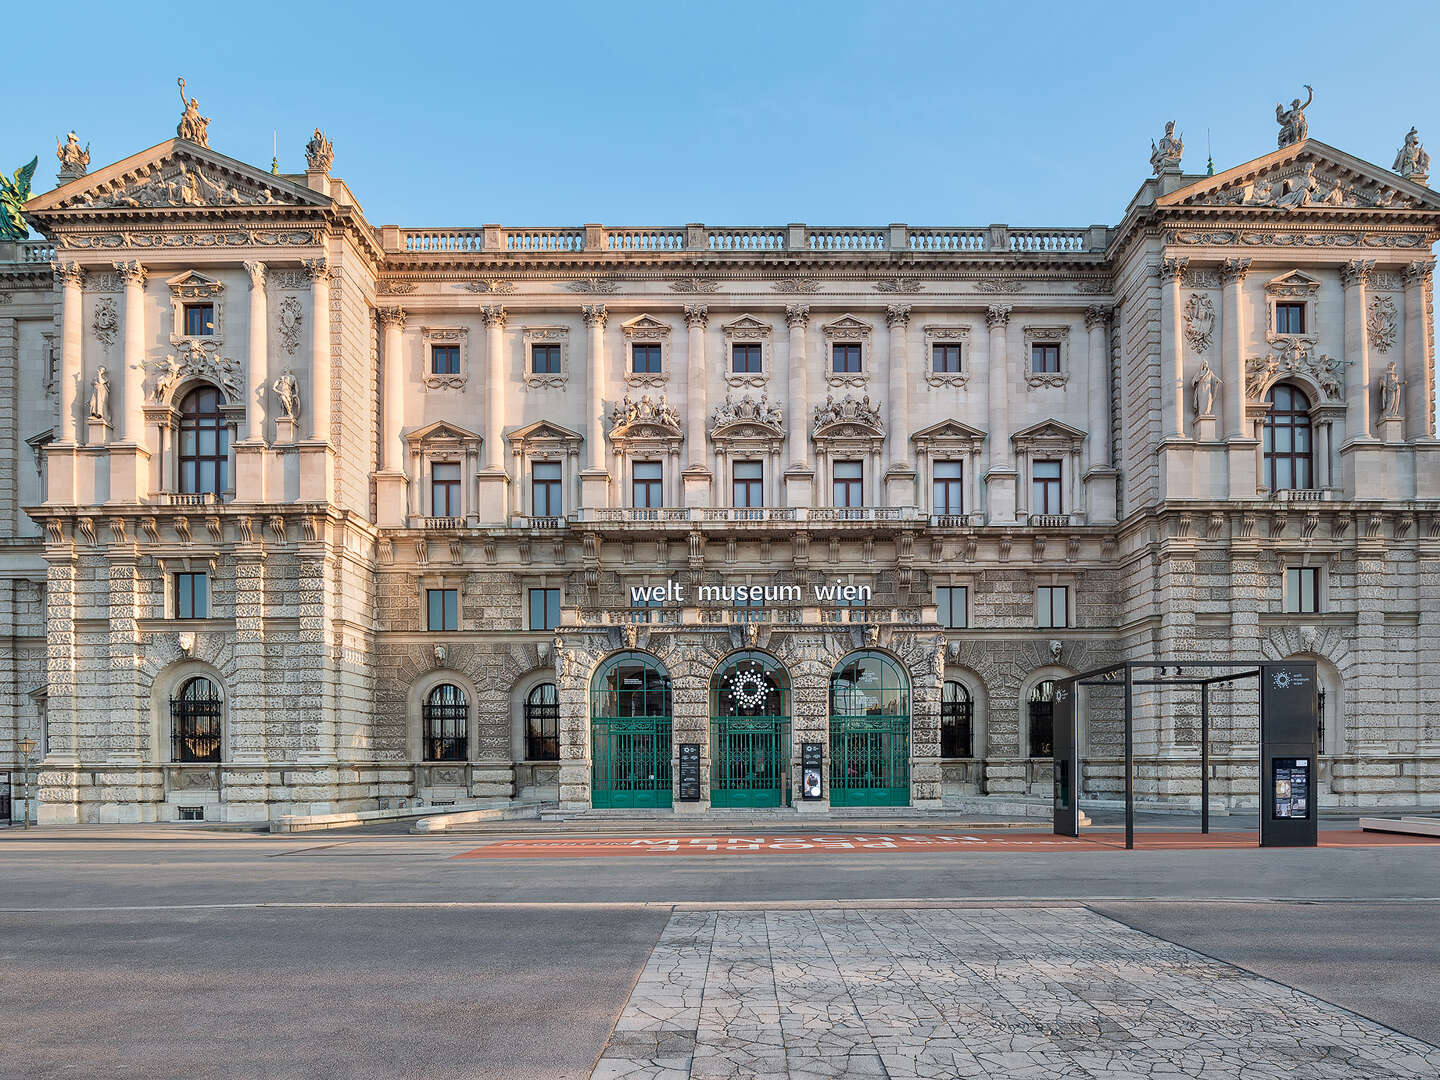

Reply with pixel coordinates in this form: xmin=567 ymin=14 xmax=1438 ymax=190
xmin=277 ymin=296 xmax=302 ymax=355
xmin=1183 ymin=293 xmax=1215 ymax=353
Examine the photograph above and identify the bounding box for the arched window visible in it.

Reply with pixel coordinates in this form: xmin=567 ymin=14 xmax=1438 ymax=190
xmin=1028 ymin=680 xmax=1055 ymax=758
xmin=712 ymin=652 xmax=789 ymax=717
xmin=829 ymin=652 xmax=910 ymax=718
xmin=829 ymin=651 xmax=910 ymax=807
xmin=941 ymin=681 xmax=973 ymax=758
xmin=422 ymin=684 xmax=468 ymax=761
xmin=525 ymin=683 xmax=559 ymax=761
xmin=178 ymin=385 xmax=229 ymax=496
xmin=1264 ymin=384 xmax=1313 ymax=492
xmin=710 ymin=652 xmax=791 ymax=808
xmin=591 ymin=652 xmax=673 ymax=808
xmin=171 ymin=677 xmax=222 ymax=762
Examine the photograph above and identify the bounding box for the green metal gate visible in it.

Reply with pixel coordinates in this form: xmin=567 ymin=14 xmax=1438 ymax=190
xmin=592 ymin=716 xmax=673 ymax=809
xmin=828 ymin=651 xmax=911 ymax=807
xmin=710 ymin=715 xmax=790 ymax=807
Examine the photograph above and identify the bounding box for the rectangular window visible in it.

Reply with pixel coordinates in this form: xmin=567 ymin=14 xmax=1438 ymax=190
xmin=174 ymin=572 xmax=208 ymax=620
xmin=1032 ymin=459 xmax=1063 ymax=515
xmin=1284 ymin=567 xmax=1319 ymax=613
xmin=427 ymin=589 xmax=458 ymax=632
xmin=631 ymin=342 xmax=662 ymax=374
xmin=932 ymin=343 xmax=963 ymax=373
xmin=431 ymin=461 xmax=461 ymax=518
xmin=531 ymin=461 xmax=562 ymax=517
xmin=933 ymin=461 xmax=964 ymax=516
xmin=631 ymin=593 xmax=663 ymax=623
xmin=732 ymin=342 xmax=763 ymax=373
xmin=936 ymin=585 xmax=968 ymax=629
xmin=1037 ymin=586 xmax=1069 ymax=629
xmin=183 ymin=303 xmax=215 ymax=337
xmin=632 ymin=461 xmax=663 ymax=509
xmin=529 ymin=587 xmax=561 ymax=631
xmin=832 ymin=342 xmax=862 ymax=373
xmin=430 ymin=344 xmax=460 ymax=375
xmin=733 ymin=460 xmax=764 ymax=508
xmin=531 ymin=342 xmax=561 ymax=374
xmin=1031 ymin=342 xmax=1061 ymax=373
xmin=1275 ymin=302 xmax=1306 ymax=335
xmin=833 ymin=460 xmax=864 ymax=507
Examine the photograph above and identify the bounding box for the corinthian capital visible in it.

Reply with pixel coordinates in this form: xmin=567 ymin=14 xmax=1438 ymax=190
xmin=1084 ymin=305 xmax=1112 ymax=331
xmin=785 ymin=303 xmax=810 ymax=329
xmin=1340 ymin=258 xmax=1376 ymax=288
xmin=1219 ymin=257 xmax=1252 ymax=284
xmin=1159 ymin=256 xmax=1189 ymax=283
xmin=112 ymin=259 xmax=147 ymax=287
xmin=1405 ymin=258 xmax=1436 ymax=284
xmin=885 ymin=303 xmax=911 ymax=328
xmin=50 ymin=260 xmax=84 ymax=290
xmin=582 ymin=304 xmax=608 ymax=329
xmin=684 ymin=303 xmax=709 ymax=329
xmin=302 ymin=257 xmax=330 ymax=283
xmin=243 ymin=260 xmax=267 ymax=289
xmin=481 ymin=304 xmax=507 ymax=329
xmin=985 ymin=304 xmax=1012 ymax=329
xmin=377 ymin=306 xmax=407 ymax=330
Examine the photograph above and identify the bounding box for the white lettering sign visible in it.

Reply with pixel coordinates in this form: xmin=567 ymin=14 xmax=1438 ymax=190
xmin=628 ymin=579 xmax=871 ymax=606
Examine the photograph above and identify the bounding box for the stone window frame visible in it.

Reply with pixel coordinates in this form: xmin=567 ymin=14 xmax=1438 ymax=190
xmin=405 ymin=421 xmax=483 ymax=524
xmin=154 ymin=555 xmax=224 ymax=622
xmin=721 ymin=314 xmax=773 ymax=389
xmin=941 ymin=663 xmax=988 ymax=761
xmin=522 ymin=326 xmax=570 ymax=390
xmin=924 ymin=325 xmax=971 ymax=388
xmin=421 ymin=326 xmax=469 ymax=391
xmin=1280 ymin=559 xmax=1325 ymax=615
xmin=1018 ymin=663 xmax=1078 ymax=758
xmin=166 ymin=270 xmax=225 ymax=348
xmin=1011 ymin=419 xmax=1086 ymax=523
xmin=709 ymin=402 xmax=785 ymax=510
xmin=1022 ymin=325 xmax=1070 ymax=390
xmin=149 ymin=659 xmax=230 ymax=771
xmin=406 ymin=667 xmax=479 ymax=767
xmin=822 ymin=314 xmax=874 ymax=389
xmin=910 ymin=419 xmax=986 ymax=524
xmin=416 ymin=572 xmax=467 ymax=634
xmin=1034 ymin=582 xmax=1071 ymax=629
xmin=509 ymin=668 xmax=562 ymax=764
xmin=1264 ymin=270 xmax=1321 ymax=346
xmin=622 ymin=314 xmax=673 ymax=388
xmin=507 ymin=420 xmax=583 ymax=522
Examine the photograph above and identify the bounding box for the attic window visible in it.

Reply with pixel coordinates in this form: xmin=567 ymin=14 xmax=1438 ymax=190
xmin=184 ymin=304 xmax=215 ymax=337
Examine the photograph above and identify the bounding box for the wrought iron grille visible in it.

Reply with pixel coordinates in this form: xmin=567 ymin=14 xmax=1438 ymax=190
xmin=941 ymin=682 xmax=973 ymax=758
xmin=525 ymin=683 xmax=560 ymax=761
xmin=170 ymin=677 xmax=222 ymax=763
xmin=423 ymin=684 xmax=468 ymax=761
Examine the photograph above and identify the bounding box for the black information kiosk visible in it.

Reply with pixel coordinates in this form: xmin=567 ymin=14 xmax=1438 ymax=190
xmin=677 ymin=743 xmax=701 ymax=802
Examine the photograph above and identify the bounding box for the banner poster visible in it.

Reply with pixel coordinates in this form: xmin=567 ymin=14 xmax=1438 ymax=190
xmin=1272 ymin=757 xmax=1311 ymax=819
xmin=801 ymin=741 xmax=823 ymax=800
xmin=678 ymin=743 xmax=701 ymax=802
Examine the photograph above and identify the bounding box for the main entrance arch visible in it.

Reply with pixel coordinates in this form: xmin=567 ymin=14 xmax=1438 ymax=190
xmin=591 ymin=651 xmax=673 ymax=809
xmin=710 ymin=651 xmax=790 ymax=808
xmin=828 ymin=651 xmax=911 ymax=807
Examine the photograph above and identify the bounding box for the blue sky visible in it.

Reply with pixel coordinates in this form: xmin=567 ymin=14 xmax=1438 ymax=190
xmin=5 ymin=1 xmax=1439 ymax=228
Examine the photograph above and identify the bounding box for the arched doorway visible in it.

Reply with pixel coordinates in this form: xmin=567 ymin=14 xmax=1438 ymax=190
xmin=828 ymin=651 xmax=910 ymax=807
xmin=590 ymin=652 xmax=673 ymax=809
xmin=710 ymin=651 xmax=790 ymax=808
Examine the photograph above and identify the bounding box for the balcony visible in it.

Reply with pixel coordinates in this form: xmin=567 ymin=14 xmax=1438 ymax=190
xmin=1271 ymin=488 xmax=1333 ymax=503
xmin=422 ymin=516 xmax=465 ymax=530
xmin=163 ymin=492 xmax=215 ymax=507
xmin=573 ymin=506 xmax=925 ymax=526
xmin=517 ymin=515 xmax=566 ymax=530
xmin=1029 ymin=514 xmax=1073 ymax=527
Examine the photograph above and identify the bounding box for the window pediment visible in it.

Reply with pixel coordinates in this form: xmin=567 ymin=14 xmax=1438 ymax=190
xmin=609 ymin=393 xmax=682 ymax=443
xmin=912 ymin=418 xmax=987 ymax=452
xmin=406 ymin=420 xmax=482 ymax=457
xmin=167 ymin=270 xmax=225 ymax=347
xmin=507 ymin=419 xmax=583 ymax=451
xmin=812 ymin=393 xmax=884 ymax=443
xmin=1012 ymin=418 xmax=1085 ymax=452
xmin=711 ymin=394 xmax=784 ymax=442
xmin=1266 ymin=270 xmax=1322 ymax=296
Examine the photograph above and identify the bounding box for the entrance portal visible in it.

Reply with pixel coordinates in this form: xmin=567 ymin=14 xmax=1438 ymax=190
xmin=710 ymin=651 xmax=790 ymax=808
xmin=591 ymin=652 xmax=673 ymax=809
xmin=828 ymin=651 xmax=911 ymax=807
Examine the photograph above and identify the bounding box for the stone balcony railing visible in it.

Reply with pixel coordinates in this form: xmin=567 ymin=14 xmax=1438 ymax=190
xmin=575 ymin=506 xmax=928 ymax=526
xmin=567 ymin=604 xmax=939 ymax=629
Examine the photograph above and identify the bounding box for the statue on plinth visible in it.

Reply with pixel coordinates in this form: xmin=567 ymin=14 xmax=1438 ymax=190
xmin=1379 ymin=361 xmax=1404 ymax=419
xmin=1393 ymin=127 xmax=1431 ymax=184
xmin=1150 ymin=120 xmax=1184 ymax=176
xmin=304 ymin=128 xmax=334 ymax=173
xmin=56 ymin=132 xmax=90 ymax=179
xmin=89 ymin=366 xmax=111 ymax=425
xmin=1275 ymin=85 xmax=1313 ymax=148
xmin=1192 ymin=357 xmax=1221 ymax=420
xmin=273 ymin=369 xmax=301 ymax=422
xmin=176 ymin=77 xmax=211 ymax=147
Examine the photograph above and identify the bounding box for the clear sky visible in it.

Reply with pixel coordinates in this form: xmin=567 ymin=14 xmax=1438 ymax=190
xmin=5 ymin=0 xmax=1439 ymax=228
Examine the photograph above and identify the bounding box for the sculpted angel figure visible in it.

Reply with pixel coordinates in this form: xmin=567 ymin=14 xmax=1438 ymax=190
xmin=89 ymin=366 xmax=111 ymax=424
xmin=1192 ymin=357 xmax=1221 ymax=420
xmin=176 ymin=77 xmax=211 ymax=147
xmin=273 ymin=369 xmax=301 ymax=421
xmin=1275 ymin=85 xmax=1314 ymax=149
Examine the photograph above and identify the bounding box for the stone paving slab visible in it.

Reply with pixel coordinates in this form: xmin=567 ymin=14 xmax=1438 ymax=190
xmin=593 ymin=907 xmax=1440 ymax=1079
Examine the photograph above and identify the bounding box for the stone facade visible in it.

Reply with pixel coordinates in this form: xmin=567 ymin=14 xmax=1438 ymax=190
xmin=2 ymin=114 xmax=1439 ymax=822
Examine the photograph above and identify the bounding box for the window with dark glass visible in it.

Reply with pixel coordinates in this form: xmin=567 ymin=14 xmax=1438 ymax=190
xmin=1032 ymin=342 xmax=1061 ymax=373
xmin=1284 ymin=566 xmax=1319 ymax=613
xmin=1028 ymin=681 xmax=1055 ymax=757
xmin=633 ymin=461 xmax=663 ymax=508
xmin=1032 ymin=460 xmax=1063 ymax=514
xmin=733 ymin=461 xmax=764 ymax=507
xmin=933 ymin=461 xmax=964 ymax=515
xmin=632 ymin=342 xmax=662 ymax=373
xmin=631 ymin=593 xmax=663 ymax=622
xmin=1037 ymin=585 xmax=1068 ymax=628
xmin=531 ymin=342 xmax=561 ymax=374
xmin=1264 ymin=384 xmax=1313 ymax=491
xmin=174 ymin=572 xmax=208 ymax=620
xmin=430 ymin=344 xmax=460 ymax=375
xmin=832 ymin=342 xmax=862 ymax=373
xmin=936 ymin=585 xmax=967 ymax=629
xmin=525 ymin=683 xmax=559 ymax=761
xmin=427 ymin=588 xmax=458 ymax=631
xmin=941 ymin=681 xmax=973 ymax=758
xmin=532 ymin=461 xmax=562 ymax=517
xmin=732 ymin=343 xmax=763 ymax=373
xmin=932 ymin=343 xmax=963 ymax=373
xmin=183 ymin=303 xmax=215 ymax=337
xmin=833 ymin=460 xmax=863 ymax=507
xmin=529 ymin=587 xmax=560 ymax=631
xmin=431 ymin=461 xmax=461 ymax=517
xmin=178 ymin=385 xmax=228 ymax=496
xmin=422 ymin=684 xmax=467 ymax=761
xmin=171 ymin=677 xmax=221 ymax=763
xmin=1275 ymin=302 xmax=1306 ymax=335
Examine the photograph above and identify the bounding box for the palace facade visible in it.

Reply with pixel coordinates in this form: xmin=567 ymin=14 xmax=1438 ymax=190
xmin=2 ymin=103 xmax=1439 ymax=823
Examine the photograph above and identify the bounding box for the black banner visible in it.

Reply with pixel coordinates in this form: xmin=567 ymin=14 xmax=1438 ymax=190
xmin=678 ymin=742 xmax=701 ymax=802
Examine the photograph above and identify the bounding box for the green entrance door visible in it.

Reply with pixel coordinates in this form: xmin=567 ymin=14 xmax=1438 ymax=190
xmin=829 ymin=652 xmax=911 ymax=807
xmin=711 ymin=652 xmax=790 ymax=808
xmin=591 ymin=652 xmax=673 ymax=809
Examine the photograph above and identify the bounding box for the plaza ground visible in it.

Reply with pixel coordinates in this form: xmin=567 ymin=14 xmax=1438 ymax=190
xmin=2 ymin=816 xmax=1438 ymax=1079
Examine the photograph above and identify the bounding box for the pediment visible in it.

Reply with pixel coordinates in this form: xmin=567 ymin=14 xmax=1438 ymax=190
xmin=1157 ymin=140 xmax=1440 ymax=213
xmin=721 ymin=314 xmax=773 ymax=337
xmin=407 ymin=420 xmax=482 ymax=446
xmin=821 ymin=314 xmax=874 ymax=339
xmin=621 ymin=313 xmax=673 ymax=338
xmin=27 ymin=139 xmax=331 ymax=213
xmin=166 ymin=270 xmax=224 ymax=293
xmin=911 ymin=418 xmax=987 ymax=443
xmin=507 ymin=419 xmax=583 ymax=445
xmin=1266 ymin=269 xmax=1321 ymax=293
xmin=1011 ymin=418 xmax=1085 ymax=443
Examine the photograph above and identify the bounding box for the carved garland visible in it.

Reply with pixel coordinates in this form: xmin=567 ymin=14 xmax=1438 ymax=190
xmin=1368 ymin=294 xmax=1397 ymax=353
xmin=1022 ymin=326 xmax=1070 ymax=390
xmin=720 ymin=315 xmax=773 ymax=389
xmin=522 ymin=326 xmax=570 ymax=389
xmin=922 ymin=326 xmax=971 ymax=388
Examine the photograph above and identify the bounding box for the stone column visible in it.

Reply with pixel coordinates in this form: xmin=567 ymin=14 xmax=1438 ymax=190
xmin=113 ymin=261 xmax=146 ymax=444
xmin=304 ymin=258 xmax=330 ymax=440
xmin=1342 ymin=259 xmax=1375 ymax=441
xmin=580 ymin=305 xmax=610 ymax=511
xmin=1220 ymin=258 xmax=1251 ymax=438
xmin=52 ymin=261 xmax=84 ymax=441
xmin=1404 ymin=259 xmax=1435 ymax=440
xmin=785 ymin=304 xmax=810 ymax=468
xmin=683 ymin=305 xmax=711 ymax=507
xmin=242 ymin=261 xmax=267 ymax=442
xmin=884 ymin=304 xmax=914 ymax=505
xmin=983 ymin=304 xmax=1016 ymax=522
xmin=1084 ymin=305 xmax=1111 ymax=468
xmin=482 ymin=305 xmax=507 ymax=469
xmin=378 ymin=308 xmax=407 ymax=470
xmin=1160 ymin=256 xmax=1187 ymax=439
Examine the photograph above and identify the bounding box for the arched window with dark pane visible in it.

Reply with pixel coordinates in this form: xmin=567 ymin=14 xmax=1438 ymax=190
xmin=171 ymin=677 xmax=222 ymax=762
xmin=941 ymin=681 xmax=973 ymax=758
xmin=422 ymin=684 xmax=468 ymax=761
xmin=1263 ymin=384 xmax=1313 ymax=492
xmin=525 ymin=683 xmax=559 ymax=761
xmin=1027 ymin=680 xmax=1055 ymax=758
xmin=178 ymin=385 xmax=229 ymax=496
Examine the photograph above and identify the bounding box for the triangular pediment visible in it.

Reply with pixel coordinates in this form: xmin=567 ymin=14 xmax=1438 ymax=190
xmin=165 ymin=269 xmax=223 ymax=291
xmin=407 ymin=419 xmax=482 ymax=445
xmin=822 ymin=314 xmax=874 ymax=338
xmin=507 ymin=419 xmax=583 ymax=444
xmin=27 ymin=139 xmax=331 ymax=213
xmin=1011 ymin=418 xmax=1085 ymax=442
xmin=1157 ymin=140 xmax=1440 ymax=212
xmin=911 ymin=418 xmax=987 ymax=442
xmin=721 ymin=314 xmax=773 ymax=335
xmin=621 ymin=313 xmax=673 ymax=337
xmin=1266 ymin=269 xmax=1322 ymax=292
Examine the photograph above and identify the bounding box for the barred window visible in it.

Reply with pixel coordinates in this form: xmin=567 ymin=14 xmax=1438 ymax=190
xmin=941 ymin=681 xmax=973 ymax=758
xmin=422 ymin=684 xmax=467 ymax=761
xmin=171 ymin=677 xmax=222 ymax=763
xmin=525 ymin=683 xmax=559 ymax=761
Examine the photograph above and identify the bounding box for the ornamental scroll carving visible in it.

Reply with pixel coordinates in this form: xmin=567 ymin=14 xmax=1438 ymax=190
xmin=812 ymin=394 xmax=884 ymax=437
xmin=1367 ymin=294 xmax=1397 ymax=353
xmin=720 ymin=315 xmax=773 ymax=388
xmin=1022 ymin=326 xmax=1070 ymax=390
xmin=277 ymin=296 xmax=302 ymax=355
xmin=1245 ymin=340 xmax=1345 ymax=403
xmin=609 ymin=393 xmax=681 ymax=436
xmin=1183 ymin=293 xmax=1215 ymax=353
xmin=148 ymin=340 xmax=243 ymax=404
xmin=522 ymin=327 xmax=569 ymax=389
xmin=92 ymin=296 xmax=118 ymax=347
xmin=711 ymin=394 xmax=783 ymax=435
xmin=923 ymin=326 xmax=971 ymax=389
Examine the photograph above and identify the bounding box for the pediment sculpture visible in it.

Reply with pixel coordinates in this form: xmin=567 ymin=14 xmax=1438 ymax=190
xmin=710 ymin=394 xmax=783 ymax=435
xmin=812 ymin=393 xmax=884 ymax=436
xmin=176 ymin=78 xmax=211 ymax=148
xmin=148 ymin=339 xmax=243 ymax=404
xmin=1150 ymin=120 xmax=1183 ymax=176
xmin=1275 ymin=85 xmax=1313 ymax=149
xmin=1244 ymin=340 xmax=1344 ymax=403
xmin=72 ymin=160 xmax=284 ymax=209
xmin=1210 ymin=161 xmax=1413 ymax=211
xmin=56 ymin=132 xmax=90 ymax=179
xmin=609 ymin=393 xmax=681 ymax=435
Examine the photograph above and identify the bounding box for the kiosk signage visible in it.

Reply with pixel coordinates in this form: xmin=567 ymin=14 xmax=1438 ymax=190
xmin=1259 ymin=662 xmax=1319 ymax=847
xmin=801 ymin=742 xmax=823 ymax=800
xmin=678 ymin=742 xmax=701 ymax=802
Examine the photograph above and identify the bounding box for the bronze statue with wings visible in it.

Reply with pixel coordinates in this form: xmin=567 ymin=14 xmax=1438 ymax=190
xmin=0 ymin=156 xmax=38 ymax=240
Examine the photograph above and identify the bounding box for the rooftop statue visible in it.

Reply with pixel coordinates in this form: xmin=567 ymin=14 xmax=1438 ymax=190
xmin=1275 ymin=85 xmax=1313 ymax=149
xmin=1393 ymin=127 xmax=1431 ymax=184
xmin=1150 ymin=120 xmax=1184 ymax=176
xmin=176 ymin=77 xmax=211 ymax=147
xmin=56 ymin=132 xmax=90 ymax=179
xmin=305 ymin=128 xmax=334 ymax=173
xmin=0 ymin=157 xmax=37 ymax=241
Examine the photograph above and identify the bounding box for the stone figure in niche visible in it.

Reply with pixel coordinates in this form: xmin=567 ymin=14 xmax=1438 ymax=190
xmin=1150 ymin=120 xmax=1184 ymax=175
xmin=1379 ymin=361 xmax=1404 ymax=419
xmin=1192 ymin=357 xmax=1221 ymax=420
xmin=56 ymin=131 xmax=90 ymax=178
xmin=273 ymin=369 xmax=301 ymax=421
xmin=89 ymin=366 xmax=111 ymax=424
xmin=1275 ymin=85 xmax=1313 ymax=149
xmin=175 ymin=78 xmax=211 ymax=148
xmin=1393 ymin=127 xmax=1431 ymax=183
